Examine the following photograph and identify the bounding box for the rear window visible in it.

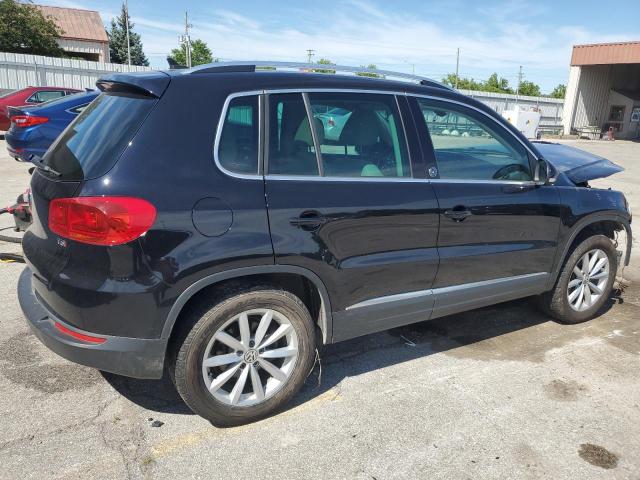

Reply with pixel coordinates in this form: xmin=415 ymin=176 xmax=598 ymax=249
xmin=44 ymin=92 xmax=155 ymax=180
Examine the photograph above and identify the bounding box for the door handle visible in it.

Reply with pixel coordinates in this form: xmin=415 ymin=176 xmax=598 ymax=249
xmin=444 ymin=207 xmax=471 ymax=222
xmin=289 ymin=211 xmax=327 ymax=229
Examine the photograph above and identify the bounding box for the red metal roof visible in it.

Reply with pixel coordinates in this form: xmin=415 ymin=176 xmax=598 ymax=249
xmin=34 ymin=5 xmax=108 ymax=43
xmin=571 ymin=41 xmax=640 ymax=66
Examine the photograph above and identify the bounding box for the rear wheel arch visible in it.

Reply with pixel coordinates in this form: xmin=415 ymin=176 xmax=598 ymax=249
xmin=549 ymin=213 xmax=630 ymax=289
xmin=162 ymin=266 xmax=333 ymax=344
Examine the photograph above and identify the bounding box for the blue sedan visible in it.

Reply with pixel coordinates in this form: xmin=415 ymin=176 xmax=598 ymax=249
xmin=5 ymin=90 xmax=99 ymax=162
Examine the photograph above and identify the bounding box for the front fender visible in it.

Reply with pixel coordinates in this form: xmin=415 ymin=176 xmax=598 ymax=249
xmin=547 ymin=212 xmax=632 ymax=290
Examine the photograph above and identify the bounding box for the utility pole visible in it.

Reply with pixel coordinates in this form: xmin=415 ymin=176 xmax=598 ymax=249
xmin=125 ymin=0 xmax=131 ymax=66
xmin=516 ymin=65 xmax=523 ymax=101
xmin=455 ymin=47 xmax=460 ymax=89
xmin=306 ymin=49 xmax=315 ymax=63
xmin=182 ymin=11 xmax=193 ymax=68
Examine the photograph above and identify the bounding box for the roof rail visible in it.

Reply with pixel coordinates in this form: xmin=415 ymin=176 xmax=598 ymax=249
xmin=186 ymin=61 xmax=453 ymax=91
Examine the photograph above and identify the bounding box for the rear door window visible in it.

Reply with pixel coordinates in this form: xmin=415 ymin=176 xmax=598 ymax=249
xmin=44 ymin=92 xmax=156 ymax=180
xmin=308 ymin=92 xmax=410 ymax=178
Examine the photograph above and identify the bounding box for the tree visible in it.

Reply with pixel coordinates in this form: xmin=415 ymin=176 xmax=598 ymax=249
xmin=550 ymin=84 xmax=566 ymax=99
xmin=169 ymin=39 xmax=213 ymax=67
xmin=484 ymin=73 xmax=513 ymax=94
xmin=357 ymin=63 xmax=383 ymax=78
xmin=0 ymin=0 xmax=63 ymax=56
xmin=517 ymin=80 xmax=541 ymax=97
xmin=441 ymin=73 xmax=483 ymax=91
xmin=108 ymin=3 xmax=148 ymax=66
xmin=312 ymin=58 xmax=335 ymax=74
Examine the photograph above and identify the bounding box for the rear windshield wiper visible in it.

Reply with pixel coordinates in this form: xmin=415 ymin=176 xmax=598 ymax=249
xmin=29 ymin=154 xmax=61 ymax=177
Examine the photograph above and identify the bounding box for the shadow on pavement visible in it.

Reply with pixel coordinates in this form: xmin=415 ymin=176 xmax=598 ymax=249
xmin=100 ymin=293 xmax=621 ymax=417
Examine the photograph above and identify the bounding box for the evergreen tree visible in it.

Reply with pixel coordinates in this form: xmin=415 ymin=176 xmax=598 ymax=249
xmin=108 ymin=3 xmax=148 ymax=66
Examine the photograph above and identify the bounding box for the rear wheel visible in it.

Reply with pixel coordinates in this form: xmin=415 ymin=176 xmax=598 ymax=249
xmin=539 ymin=235 xmax=617 ymax=323
xmin=170 ymin=286 xmax=316 ymax=426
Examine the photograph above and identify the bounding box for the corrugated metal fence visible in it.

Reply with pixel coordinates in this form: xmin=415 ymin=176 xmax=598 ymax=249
xmin=459 ymin=89 xmax=564 ymax=130
xmin=0 ymin=51 xmax=151 ymax=94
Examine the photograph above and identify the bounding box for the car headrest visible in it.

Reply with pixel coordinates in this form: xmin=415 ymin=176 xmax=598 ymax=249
xmin=340 ymin=108 xmax=383 ymax=146
xmin=295 ymin=117 xmax=325 ymax=145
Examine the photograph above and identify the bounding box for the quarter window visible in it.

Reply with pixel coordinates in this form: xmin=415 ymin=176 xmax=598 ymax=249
xmin=416 ymin=98 xmax=532 ymax=181
xmin=218 ymin=96 xmax=259 ymax=175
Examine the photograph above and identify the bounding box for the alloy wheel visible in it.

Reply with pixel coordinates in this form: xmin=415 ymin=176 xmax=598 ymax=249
xmin=567 ymin=248 xmax=610 ymax=312
xmin=201 ymin=308 xmax=299 ymax=407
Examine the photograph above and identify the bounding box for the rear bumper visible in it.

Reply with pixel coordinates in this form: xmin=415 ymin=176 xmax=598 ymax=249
xmin=18 ymin=267 xmax=166 ymax=379
xmin=4 ymin=130 xmax=46 ymax=161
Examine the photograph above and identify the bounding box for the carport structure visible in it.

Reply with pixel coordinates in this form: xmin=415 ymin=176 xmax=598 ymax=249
xmin=562 ymin=41 xmax=640 ymax=139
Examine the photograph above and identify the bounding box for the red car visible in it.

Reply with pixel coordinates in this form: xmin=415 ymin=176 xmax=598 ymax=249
xmin=0 ymin=86 xmax=80 ymax=131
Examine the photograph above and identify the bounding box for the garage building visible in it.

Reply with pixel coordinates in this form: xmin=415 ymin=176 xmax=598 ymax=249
xmin=562 ymin=41 xmax=640 ymax=140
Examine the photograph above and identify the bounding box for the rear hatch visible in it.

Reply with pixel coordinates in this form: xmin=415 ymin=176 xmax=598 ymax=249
xmin=23 ymin=74 xmax=169 ymax=311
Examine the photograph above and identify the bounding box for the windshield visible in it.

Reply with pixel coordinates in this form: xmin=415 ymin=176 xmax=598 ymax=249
xmin=43 ymin=92 xmax=156 ymax=180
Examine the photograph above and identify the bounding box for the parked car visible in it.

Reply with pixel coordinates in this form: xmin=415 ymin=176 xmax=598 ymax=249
xmin=5 ymin=90 xmax=99 ymax=162
xmin=0 ymin=86 xmax=80 ymax=131
xmin=17 ymin=63 xmax=632 ymax=426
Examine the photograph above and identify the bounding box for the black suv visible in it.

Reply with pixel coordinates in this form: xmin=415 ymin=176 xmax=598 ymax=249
xmin=18 ymin=63 xmax=632 ymax=426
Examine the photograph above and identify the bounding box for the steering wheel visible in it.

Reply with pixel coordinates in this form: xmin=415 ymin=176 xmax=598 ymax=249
xmin=492 ymin=163 xmax=529 ymax=180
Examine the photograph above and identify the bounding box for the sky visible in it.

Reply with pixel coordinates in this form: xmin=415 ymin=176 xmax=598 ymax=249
xmin=37 ymin=0 xmax=640 ymax=93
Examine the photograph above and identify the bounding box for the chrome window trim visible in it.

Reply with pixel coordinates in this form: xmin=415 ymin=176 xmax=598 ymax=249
xmin=214 ymin=88 xmax=542 ymax=184
xmin=345 ymin=272 xmax=548 ymax=311
xmin=265 ymin=88 xmax=414 ymax=181
xmin=213 ymin=89 xmax=264 ymax=180
xmin=264 ymin=175 xmax=426 ymax=183
xmin=428 ymin=178 xmax=537 ymax=186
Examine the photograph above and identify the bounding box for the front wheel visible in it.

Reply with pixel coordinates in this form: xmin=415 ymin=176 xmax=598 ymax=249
xmin=539 ymin=235 xmax=617 ymax=324
xmin=170 ymin=286 xmax=316 ymax=426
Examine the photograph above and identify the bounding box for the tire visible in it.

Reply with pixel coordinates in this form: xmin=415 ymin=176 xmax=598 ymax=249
xmin=170 ymin=284 xmax=316 ymax=426
xmin=539 ymin=235 xmax=617 ymax=324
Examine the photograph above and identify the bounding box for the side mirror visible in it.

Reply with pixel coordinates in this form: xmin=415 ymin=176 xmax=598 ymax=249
xmin=534 ymin=159 xmax=554 ymax=185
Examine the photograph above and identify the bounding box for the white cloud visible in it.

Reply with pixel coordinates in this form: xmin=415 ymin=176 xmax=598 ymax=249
xmin=33 ymin=0 xmax=639 ymax=90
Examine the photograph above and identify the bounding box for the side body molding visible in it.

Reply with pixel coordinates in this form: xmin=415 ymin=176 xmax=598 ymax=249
xmin=161 ymin=265 xmax=334 ymax=343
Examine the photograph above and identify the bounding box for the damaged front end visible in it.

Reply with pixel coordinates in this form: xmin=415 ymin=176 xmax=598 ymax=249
xmin=532 ymin=141 xmax=624 ymax=186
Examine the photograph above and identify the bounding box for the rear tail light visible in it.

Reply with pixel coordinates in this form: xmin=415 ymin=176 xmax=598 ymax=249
xmin=49 ymin=197 xmax=156 ymax=246
xmin=11 ymin=115 xmax=49 ymax=127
